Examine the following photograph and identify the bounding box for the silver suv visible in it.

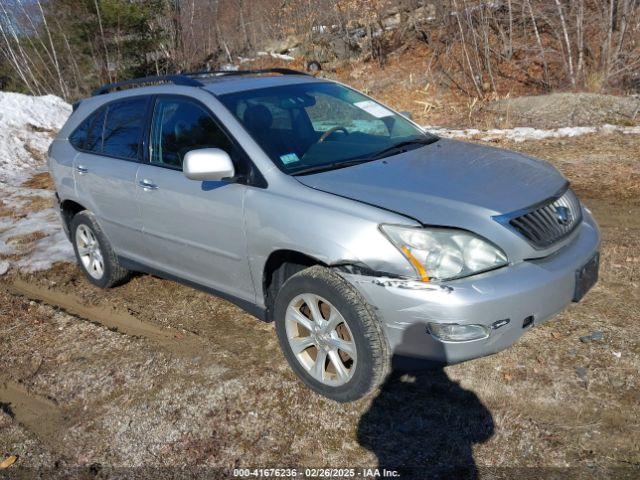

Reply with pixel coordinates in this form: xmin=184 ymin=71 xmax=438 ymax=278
xmin=50 ymin=69 xmax=600 ymax=401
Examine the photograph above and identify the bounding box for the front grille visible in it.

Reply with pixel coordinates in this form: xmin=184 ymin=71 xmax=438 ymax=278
xmin=502 ymin=188 xmax=582 ymax=248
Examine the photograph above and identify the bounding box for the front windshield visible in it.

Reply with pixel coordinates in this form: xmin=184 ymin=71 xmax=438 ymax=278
xmin=218 ymin=82 xmax=436 ymax=174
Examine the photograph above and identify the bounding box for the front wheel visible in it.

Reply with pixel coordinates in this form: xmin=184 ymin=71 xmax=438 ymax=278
xmin=274 ymin=266 xmax=390 ymax=402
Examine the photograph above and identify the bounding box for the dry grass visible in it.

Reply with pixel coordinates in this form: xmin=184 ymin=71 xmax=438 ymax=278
xmin=4 ymin=231 xmax=47 ymax=246
xmin=0 ymin=200 xmax=13 ymax=218
xmin=13 ymin=195 xmax=54 ymax=213
xmin=21 ymin=172 xmax=54 ymax=191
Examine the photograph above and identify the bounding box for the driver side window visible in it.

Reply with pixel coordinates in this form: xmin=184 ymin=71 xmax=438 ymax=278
xmin=150 ymin=97 xmax=232 ymax=168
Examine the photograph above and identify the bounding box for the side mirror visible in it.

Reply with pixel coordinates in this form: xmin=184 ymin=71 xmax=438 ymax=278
xmin=400 ymin=111 xmax=413 ymax=120
xmin=183 ymin=148 xmax=235 ymax=182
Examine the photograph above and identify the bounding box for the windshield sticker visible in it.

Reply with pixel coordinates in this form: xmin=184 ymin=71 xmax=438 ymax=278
xmin=354 ymin=100 xmax=394 ymax=118
xmin=280 ymin=152 xmax=300 ymax=165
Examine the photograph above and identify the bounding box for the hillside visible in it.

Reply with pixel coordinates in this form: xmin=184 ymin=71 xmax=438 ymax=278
xmin=1 ymin=1 xmax=639 ymax=102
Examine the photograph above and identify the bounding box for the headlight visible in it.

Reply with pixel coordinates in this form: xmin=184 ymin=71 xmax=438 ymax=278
xmin=380 ymin=225 xmax=508 ymax=281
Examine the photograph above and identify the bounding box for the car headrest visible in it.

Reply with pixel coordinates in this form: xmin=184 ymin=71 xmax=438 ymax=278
xmin=174 ymin=121 xmax=189 ymax=140
xmin=243 ymin=105 xmax=273 ymax=132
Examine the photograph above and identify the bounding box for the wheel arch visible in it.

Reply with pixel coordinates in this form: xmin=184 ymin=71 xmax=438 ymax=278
xmin=60 ymin=199 xmax=87 ymax=232
xmin=262 ymin=249 xmax=327 ymax=320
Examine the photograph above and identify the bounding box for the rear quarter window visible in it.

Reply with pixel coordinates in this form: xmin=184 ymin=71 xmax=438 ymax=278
xmin=69 ymin=107 xmax=105 ymax=151
xmin=69 ymin=117 xmax=89 ymax=149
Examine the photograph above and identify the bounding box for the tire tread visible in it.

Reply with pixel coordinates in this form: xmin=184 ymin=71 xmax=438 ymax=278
xmin=275 ymin=265 xmax=390 ymax=401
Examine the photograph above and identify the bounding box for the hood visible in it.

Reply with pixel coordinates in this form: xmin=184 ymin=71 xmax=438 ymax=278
xmin=295 ymin=138 xmax=566 ymax=226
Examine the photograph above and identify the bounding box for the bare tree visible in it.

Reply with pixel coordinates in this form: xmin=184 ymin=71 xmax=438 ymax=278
xmin=93 ymin=0 xmax=113 ymax=83
xmin=35 ymin=0 xmax=68 ymax=97
xmin=1 ymin=0 xmax=639 ymax=98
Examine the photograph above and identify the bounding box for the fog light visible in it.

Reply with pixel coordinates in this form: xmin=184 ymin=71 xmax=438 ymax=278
xmin=427 ymin=323 xmax=490 ymax=342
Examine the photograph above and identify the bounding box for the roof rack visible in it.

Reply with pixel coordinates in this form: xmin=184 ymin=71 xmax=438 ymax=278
xmin=91 ymin=68 xmax=309 ymax=96
xmin=92 ymin=74 xmax=202 ymax=96
xmin=184 ymin=68 xmax=309 ymax=78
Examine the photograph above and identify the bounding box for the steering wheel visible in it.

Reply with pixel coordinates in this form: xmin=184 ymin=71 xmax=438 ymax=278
xmin=317 ymin=126 xmax=349 ymax=143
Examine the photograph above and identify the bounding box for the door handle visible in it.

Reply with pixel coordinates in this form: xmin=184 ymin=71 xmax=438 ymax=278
xmin=138 ymin=179 xmax=159 ymax=191
xmin=76 ymin=165 xmax=88 ymax=175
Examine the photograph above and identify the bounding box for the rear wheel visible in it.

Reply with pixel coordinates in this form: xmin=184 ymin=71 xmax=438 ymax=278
xmin=274 ymin=266 xmax=389 ymax=402
xmin=70 ymin=211 xmax=130 ymax=288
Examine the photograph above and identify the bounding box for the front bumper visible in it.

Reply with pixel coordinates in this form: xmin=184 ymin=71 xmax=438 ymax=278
xmin=342 ymin=212 xmax=600 ymax=366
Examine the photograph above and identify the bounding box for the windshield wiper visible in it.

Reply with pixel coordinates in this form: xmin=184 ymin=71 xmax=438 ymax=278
xmin=292 ymin=158 xmax=374 ymax=176
xmin=364 ymin=137 xmax=437 ymax=161
xmin=291 ymin=136 xmax=438 ymax=176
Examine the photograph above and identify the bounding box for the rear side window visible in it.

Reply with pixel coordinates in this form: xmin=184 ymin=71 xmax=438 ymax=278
xmin=102 ymin=98 xmax=148 ymax=160
xmin=150 ymin=97 xmax=232 ymax=168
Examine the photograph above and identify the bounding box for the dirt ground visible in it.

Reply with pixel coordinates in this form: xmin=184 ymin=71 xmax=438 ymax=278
xmin=1 ymin=132 xmax=639 ymax=479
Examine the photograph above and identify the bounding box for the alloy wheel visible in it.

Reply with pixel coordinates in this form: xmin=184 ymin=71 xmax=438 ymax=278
xmin=75 ymin=224 xmax=104 ymax=280
xmin=285 ymin=293 xmax=357 ymax=386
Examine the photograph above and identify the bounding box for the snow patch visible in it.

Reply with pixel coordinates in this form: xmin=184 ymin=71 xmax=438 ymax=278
xmin=0 ymin=92 xmax=70 ymax=129
xmin=16 ymin=229 xmax=74 ymax=272
xmin=219 ymin=64 xmax=240 ymax=72
xmin=425 ymin=124 xmax=640 ymax=142
xmin=270 ymin=52 xmax=295 ymax=61
xmin=256 ymin=51 xmax=295 ymax=61
xmin=0 ymin=91 xmax=73 ymax=275
xmin=0 ymin=184 xmax=75 ymax=274
xmin=0 ymin=92 xmax=71 ymax=184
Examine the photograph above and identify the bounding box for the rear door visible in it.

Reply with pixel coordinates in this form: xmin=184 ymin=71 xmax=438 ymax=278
xmin=72 ymin=96 xmax=150 ymax=261
xmin=135 ymin=95 xmax=254 ymax=301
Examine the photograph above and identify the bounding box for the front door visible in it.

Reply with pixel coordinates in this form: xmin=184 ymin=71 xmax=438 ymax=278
xmin=136 ymin=96 xmax=254 ymax=302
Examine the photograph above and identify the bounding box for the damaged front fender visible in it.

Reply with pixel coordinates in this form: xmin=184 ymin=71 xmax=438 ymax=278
xmin=332 ymin=261 xmax=453 ymax=292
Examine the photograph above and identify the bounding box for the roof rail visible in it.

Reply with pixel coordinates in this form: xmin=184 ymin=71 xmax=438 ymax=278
xmin=184 ymin=68 xmax=310 ymax=78
xmin=91 ymin=68 xmax=309 ymax=96
xmin=92 ymin=74 xmax=202 ymax=96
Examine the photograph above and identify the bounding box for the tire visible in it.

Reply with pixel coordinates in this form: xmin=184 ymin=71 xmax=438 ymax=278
xmin=306 ymin=60 xmax=322 ymax=73
xmin=70 ymin=211 xmax=130 ymax=288
xmin=274 ymin=265 xmax=390 ymax=402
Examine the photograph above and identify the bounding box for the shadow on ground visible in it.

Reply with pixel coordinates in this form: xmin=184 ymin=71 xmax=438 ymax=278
xmin=357 ymin=328 xmax=495 ymax=479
